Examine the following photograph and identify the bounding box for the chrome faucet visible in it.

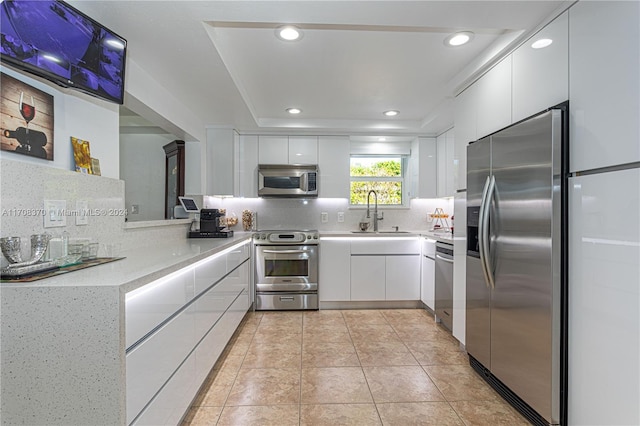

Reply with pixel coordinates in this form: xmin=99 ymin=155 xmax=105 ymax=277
xmin=366 ymin=190 xmax=384 ymax=232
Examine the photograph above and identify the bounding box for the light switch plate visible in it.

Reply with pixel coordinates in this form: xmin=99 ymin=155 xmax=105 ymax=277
xmin=321 ymin=212 xmax=329 ymax=223
xmin=43 ymin=200 xmax=67 ymax=228
xmin=76 ymin=200 xmax=88 ymax=225
xmin=337 ymin=212 xmax=345 ymax=223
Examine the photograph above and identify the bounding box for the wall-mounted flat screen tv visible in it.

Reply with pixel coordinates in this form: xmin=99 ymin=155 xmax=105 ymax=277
xmin=1 ymin=0 xmax=127 ymax=104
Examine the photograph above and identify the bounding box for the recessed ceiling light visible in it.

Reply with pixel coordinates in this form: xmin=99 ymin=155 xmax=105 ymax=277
xmin=378 ymin=137 xmax=387 ymax=141
xmin=286 ymin=107 xmax=302 ymax=114
xmin=384 ymin=110 xmax=399 ymax=117
xmin=531 ymin=38 xmax=553 ymax=49
xmin=444 ymin=31 xmax=475 ymax=47
xmin=276 ymin=25 xmax=303 ymax=41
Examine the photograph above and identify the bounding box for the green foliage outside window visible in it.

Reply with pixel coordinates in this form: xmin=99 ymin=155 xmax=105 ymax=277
xmin=350 ymin=157 xmax=404 ymax=205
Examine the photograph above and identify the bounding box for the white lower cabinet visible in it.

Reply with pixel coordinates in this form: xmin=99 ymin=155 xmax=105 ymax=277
xmin=350 ymin=255 xmax=420 ymax=301
xmin=350 ymin=256 xmax=386 ymax=301
xmin=126 ymin=241 xmax=250 ymax=425
xmin=319 ymin=239 xmax=351 ymax=301
xmin=385 ymin=255 xmax=420 ymax=300
xmin=420 ymin=238 xmax=437 ymax=310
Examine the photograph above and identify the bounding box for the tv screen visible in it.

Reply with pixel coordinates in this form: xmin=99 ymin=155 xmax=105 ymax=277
xmin=0 ymin=0 xmax=127 ymax=104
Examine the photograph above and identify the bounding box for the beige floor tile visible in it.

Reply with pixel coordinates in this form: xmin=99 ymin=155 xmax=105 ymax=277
xmin=184 ymin=309 xmax=533 ymax=425
xmin=214 ymin=354 xmax=245 ymax=375
xmin=303 ymin=327 xmax=353 ymax=343
xmin=405 ymin=340 xmax=469 ymax=366
xmin=376 ymin=402 xmax=464 ymax=425
xmin=449 ymin=400 xmax=530 ymax=425
xmin=301 ymin=367 xmax=373 ymax=404
xmin=225 ymin=368 xmax=301 ymax=406
xmin=363 ymin=366 xmax=445 ymax=403
xmin=242 ymin=341 xmax=302 ymax=369
xmin=342 ymin=309 xmax=389 ymax=325
xmin=303 ymin=309 xmax=346 ymax=324
xmin=182 ymin=406 xmax=223 ymax=425
xmin=217 ymin=404 xmax=300 ymax=426
xmin=302 ymin=341 xmax=360 ymax=367
xmin=252 ymin=328 xmax=303 ymax=344
xmin=380 ymin=309 xmax=432 ymax=325
xmin=304 ymin=321 xmax=350 ymax=332
xmin=300 ymin=403 xmax=382 ymax=425
xmin=349 ymin=324 xmax=402 ymax=344
xmin=355 ymin=340 xmax=418 ymax=366
xmin=198 ymin=368 xmax=238 ymax=407
xmin=423 ymin=365 xmax=499 ymax=402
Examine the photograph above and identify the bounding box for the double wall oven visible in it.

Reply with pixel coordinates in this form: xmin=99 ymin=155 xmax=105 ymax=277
xmin=253 ymin=230 xmax=319 ymax=310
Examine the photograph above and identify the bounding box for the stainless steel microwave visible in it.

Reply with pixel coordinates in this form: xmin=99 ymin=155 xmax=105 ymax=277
xmin=258 ymin=164 xmax=318 ymax=197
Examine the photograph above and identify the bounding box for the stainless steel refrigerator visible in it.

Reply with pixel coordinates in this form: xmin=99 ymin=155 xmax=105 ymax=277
xmin=466 ymin=105 xmax=568 ymax=426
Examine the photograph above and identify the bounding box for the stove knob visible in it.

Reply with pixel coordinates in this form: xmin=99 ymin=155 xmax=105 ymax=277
xmin=313 ymin=234 xmax=318 ymax=239
xmin=261 ymin=234 xmax=266 ymax=240
xmin=307 ymin=235 xmax=311 ymax=240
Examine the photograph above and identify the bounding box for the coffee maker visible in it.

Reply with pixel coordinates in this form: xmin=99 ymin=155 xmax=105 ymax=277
xmin=188 ymin=209 xmax=234 ymax=238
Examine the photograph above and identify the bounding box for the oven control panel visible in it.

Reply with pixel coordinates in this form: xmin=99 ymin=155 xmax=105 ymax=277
xmin=253 ymin=230 xmax=319 ymax=244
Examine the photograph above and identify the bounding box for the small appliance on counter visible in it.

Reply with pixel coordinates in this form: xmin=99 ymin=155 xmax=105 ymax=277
xmin=188 ymin=209 xmax=233 ymax=238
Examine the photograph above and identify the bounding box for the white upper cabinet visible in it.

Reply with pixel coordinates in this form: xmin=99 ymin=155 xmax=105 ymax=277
xmin=454 ymin=83 xmax=478 ymax=191
xmin=235 ymin=134 xmax=258 ymax=197
xmin=318 ymin=136 xmax=350 ymax=198
xmin=409 ymin=137 xmax=437 ymax=199
xmin=512 ymin=11 xmax=568 ymax=123
xmin=569 ymin=1 xmax=640 ymax=172
xmin=436 ymin=130 xmax=455 ymax=197
xmin=258 ymin=135 xmax=318 ymax=165
xmin=476 ymin=56 xmax=512 ymax=139
xmin=288 ymin=136 xmax=318 ymax=164
xmin=206 ymin=128 xmax=236 ymax=196
xmin=258 ymin=135 xmax=288 ymax=164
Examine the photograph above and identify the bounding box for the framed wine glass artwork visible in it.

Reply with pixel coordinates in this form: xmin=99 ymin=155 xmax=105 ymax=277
xmin=0 ymin=72 xmax=54 ymax=160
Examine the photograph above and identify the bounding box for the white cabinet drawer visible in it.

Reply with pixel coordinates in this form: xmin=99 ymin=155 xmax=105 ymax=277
xmin=131 ymin=352 xmax=197 ymax=426
xmin=350 ymin=238 xmax=420 ymax=255
xmin=194 ymin=254 xmax=226 ymax=295
xmin=226 ymin=242 xmax=250 ymax=273
xmin=126 ymin=305 xmax=196 ymax=425
xmin=193 ymin=261 xmax=248 ymax=342
xmin=195 ymin=290 xmax=249 ymax=384
xmin=125 ymin=268 xmax=195 ymax=348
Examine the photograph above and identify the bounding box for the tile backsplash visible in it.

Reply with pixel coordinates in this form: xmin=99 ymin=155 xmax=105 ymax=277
xmin=203 ymin=196 xmax=454 ymax=232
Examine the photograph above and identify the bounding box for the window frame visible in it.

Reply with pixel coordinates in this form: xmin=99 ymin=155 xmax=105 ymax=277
xmin=348 ymin=154 xmax=409 ymax=208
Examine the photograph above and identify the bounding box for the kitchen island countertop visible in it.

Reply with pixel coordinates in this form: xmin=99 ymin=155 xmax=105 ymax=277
xmin=0 ymin=233 xmax=253 ymax=293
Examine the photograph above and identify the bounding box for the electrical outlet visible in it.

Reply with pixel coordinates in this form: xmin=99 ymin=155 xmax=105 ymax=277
xmin=43 ymin=200 xmax=67 ymax=228
xmin=321 ymin=212 xmax=329 ymax=223
xmin=337 ymin=212 xmax=345 ymax=223
xmin=76 ymin=200 xmax=88 ymax=225
xmin=131 ymin=204 xmax=139 ymax=214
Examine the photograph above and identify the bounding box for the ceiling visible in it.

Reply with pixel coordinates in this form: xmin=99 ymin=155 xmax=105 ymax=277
xmin=72 ymin=1 xmax=572 ymax=139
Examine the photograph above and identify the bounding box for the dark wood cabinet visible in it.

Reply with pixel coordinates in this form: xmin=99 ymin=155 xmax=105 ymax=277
xmin=163 ymin=140 xmax=185 ymax=219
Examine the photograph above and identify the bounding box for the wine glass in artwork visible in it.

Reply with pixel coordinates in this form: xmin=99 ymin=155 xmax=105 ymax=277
xmin=19 ymin=91 xmax=36 ymax=129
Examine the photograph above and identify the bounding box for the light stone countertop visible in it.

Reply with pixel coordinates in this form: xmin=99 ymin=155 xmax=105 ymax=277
xmin=0 ymin=233 xmax=253 ymax=292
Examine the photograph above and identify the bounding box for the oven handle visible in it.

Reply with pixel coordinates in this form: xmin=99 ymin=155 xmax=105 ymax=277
xmin=262 ymin=249 xmax=311 ymax=254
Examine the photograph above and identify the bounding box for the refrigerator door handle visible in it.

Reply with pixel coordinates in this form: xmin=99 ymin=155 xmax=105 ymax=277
xmin=482 ymin=175 xmax=496 ymax=289
xmin=478 ymin=175 xmax=492 ymax=289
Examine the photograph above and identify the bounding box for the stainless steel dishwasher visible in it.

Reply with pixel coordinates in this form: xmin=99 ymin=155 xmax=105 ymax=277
xmin=434 ymin=241 xmax=454 ymax=331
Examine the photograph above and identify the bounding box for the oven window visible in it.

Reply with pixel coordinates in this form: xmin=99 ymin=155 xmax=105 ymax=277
xmin=265 ymin=259 xmax=308 ymax=277
xmin=263 ymin=176 xmax=300 ymax=189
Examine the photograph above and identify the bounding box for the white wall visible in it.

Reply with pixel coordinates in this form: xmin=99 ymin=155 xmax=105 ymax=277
xmin=119 ymin=133 xmax=172 ymax=221
xmin=0 ymin=66 xmax=120 ymax=178
xmin=125 ymin=59 xmax=206 ymax=144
